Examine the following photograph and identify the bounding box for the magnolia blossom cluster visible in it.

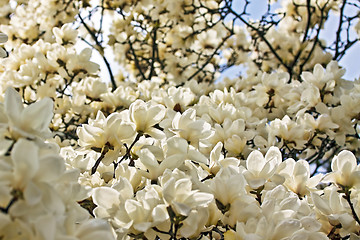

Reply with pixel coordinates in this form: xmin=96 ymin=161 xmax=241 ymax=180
xmin=1 ymin=62 xmax=360 ymax=239
xmin=0 ymin=88 xmax=114 ymax=239
xmin=0 ymin=0 xmax=359 ymax=239
xmin=68 ymin=59 xmax=359 ymax=164
xmin=1 ymin=87 xmax=360 ymax=239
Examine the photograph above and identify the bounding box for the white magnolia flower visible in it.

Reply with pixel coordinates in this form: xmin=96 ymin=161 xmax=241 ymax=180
xmin=161 ymin=86 xmax=196 ymax=112
xmin=179 ymin=207 xmax=210 ymax=238
xmin=92 ymin=178 xmax=134 ymax=225
xmin=129 ymin=99 xmax=166 ymax=139
xmin=278 ymin=159 xmax=323 ymax=198
xmin=128 ymin=186 xmax=168 ymax=235
xmin=169 ymin=108 xmax=213 ymax=148
xmin=208 ymin=166 xmax=247 ymax=206
xmin=136 ymin=147 xmax=175 ymax=181
xmin=77 ymin=111 xmax=136 ymax=166
xmin=204 ymin=166 xmax=261 ymax=227
xmin=136 ymin=137 xmax=208 ymax=181
xmin=10 ymin=138 xmax=65 ymax=206
xmin=52 ymin=23 xmax=78 ymax=45
xmin=234 ymin=216 xmax=302 ymax=240
xmin=210 ymin=118 xmax=252 ymax=146
xmin=93 ymin=182 xmax=168 ymax=237
xmin=4 ymin=87 xmax=53 ymax=140
xmin=206 ymin=142 xmax=239 ymax=175
xmin=66 ymin=48 xmax=100 ymax=75
xmin=101 ymin=84 xmax=139 ymax=109
xmin=164 ymin=136 xmax=208 ymax=165
xmin=161 ymin=173 xmax=213 ymax=217
xmin=311 ymin=186 xmax=358 ymax=236
xmin=267 ymin=115 xmax=307 ymax=149
xmin=243 ymin=146 xmax=282 ymax=189
xmin=324 ymin=150 xmax=360 ymax=188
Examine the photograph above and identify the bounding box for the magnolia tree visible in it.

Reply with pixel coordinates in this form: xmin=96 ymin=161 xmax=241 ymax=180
xmin=0 ymin=0 xmax=360 ymax=239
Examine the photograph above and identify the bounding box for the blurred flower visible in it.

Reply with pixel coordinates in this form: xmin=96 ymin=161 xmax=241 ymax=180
xmin=73 ymin=219 xmax=115 ymax=240
xmin=10 ymin=139 xmax=65 ymax=206
xmin=0 ymin=32 xmax=7 ymax=57
xmin=52 ymin=23 xmax=78 ymax=45
xmin=4 ymin=87 xmax=53 ymax=140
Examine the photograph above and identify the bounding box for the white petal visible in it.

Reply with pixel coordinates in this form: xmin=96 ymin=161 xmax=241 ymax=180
xmin=0 ymin=212 xmax=10 ymax=229
xmin=12 ymin=139 xmax=39 ymax=185
xmin=311 ymin=192 xmax=331 ymax=215
xmin=93 ymin=187 xmax=120 ymax=209
xmin=76 ymin=219 xmax=114 ymax=240
xmin=113 ymin=177 xmax=134 ymax=201
xmin=21 ymin=97 xmax=53 ymax=134
xmin=139 ymin=148 xmax=159 ymax=169
xmin=247 ymin=178 xmax=266 ymax=189
xmin=41 ymin=184 xmax=65 ymax=214
xmin=337 ymin=150 xmax=357 ymax=172
xmin=4 ymin=88 xmax=24 ymax=123
xmin=36 ymin=154 xmax=65 ymax=182
xmin=125 ymin=199 xmax=144 ymax=222
xmin=115 ymin=122 xmax=136 ymax=141
xmin=192 ymin=192 xmax=213 ymax=206
xmin=0 ymin=47 xmax=7 ymax=58
xmin=35 ymin=214 xmax=56 ymax=240
xmin=265 ymin=146 xmax=282 ymax=165
xmin=146 ymin=105 xmax=165 ymax=126
xmin=166 ymin=137 xmax=188 ymax=155
xmin=172 ymin=201 xmax=191 ymax=216
xmin=246 ymin=150 xmax=265 ymax=172
xmin=162 ymin=154 xmax=185 ymax=170
xmin=188 ymin=148 xmax=208 ymax=164
xmin=133 ymin=222 xmax=152 ymax=232
xmin=0 ymin=33 xmax=8 ymax=43
xmin=273 ymin=219 xmax=301 ymax=239
xmin=210 ymin=142 xmax=223 ymax=163
xmin=24 ymin=181 xmax=42 ymax=205
xmin=146 ymin=127 xmax=165 ymax=139
xmin=83 ymin=124 xmax=103 ymax=137
xmin=152 ymin=204 xmax=169 ymax=223
xmin=300 ymin=216 xmax=322 ymax=232
xmin=0 ymin=138 xmax=13 ymax=155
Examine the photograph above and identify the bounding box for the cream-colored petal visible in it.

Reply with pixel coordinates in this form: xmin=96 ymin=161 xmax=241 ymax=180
xmin=246 ymin=150 xmax=265 ymax=173
xmin=12 ymin=139 xmax=39 ymax=185
xmin=93 ymin=187 xmax=121 ymax=209
xmin=264 ymin=146 xmax=282 ymax=165
xmin=21 ymin=97 xmax=53 ymax=134
xmin=4 ymin=88 xmax=24 ymax=124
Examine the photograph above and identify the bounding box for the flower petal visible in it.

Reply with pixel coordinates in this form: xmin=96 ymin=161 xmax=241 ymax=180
xmin=0 ymin=33 xmax=8 ymax=43
xmin=21 ymin=97 xmax=53 ymax=137
xmin=11 ymin=139 xmax=39 ymax=186
xmin=93 ymin=187 xmax=120 ymax=209
xmin=4 ymin=88 xmax=24 ymax=124
xmin=246 ymin=150 xmax=265 ymax=172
